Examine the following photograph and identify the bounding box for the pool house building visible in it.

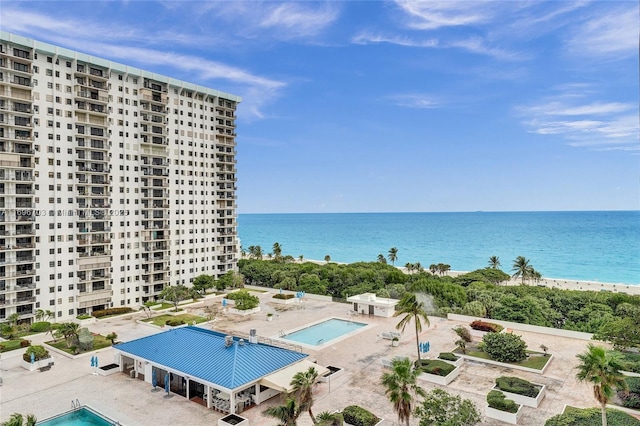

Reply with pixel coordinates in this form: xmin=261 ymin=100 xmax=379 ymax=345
xmin=114 ymin=326 xmax=327 ymax=414
xmin=347 ymin=293 xmax=400 ymax=317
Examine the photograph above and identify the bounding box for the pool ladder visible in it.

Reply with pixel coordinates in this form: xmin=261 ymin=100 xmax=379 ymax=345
xmin=71 ymin=398 xmax=80 ymax=410
xmin=317 ymin=339 xmax=324 ymax=345
xmin=279 ymin=330 xmax=286 ymax=337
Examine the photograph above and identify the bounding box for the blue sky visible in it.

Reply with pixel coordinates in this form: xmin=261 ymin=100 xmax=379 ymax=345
xmin=2 ymin=1 xmax=638 ymax=213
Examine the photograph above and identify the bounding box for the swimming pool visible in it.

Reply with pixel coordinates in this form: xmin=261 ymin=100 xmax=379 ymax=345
xmin=37 ymin=406 xmax=117 ymax=426
xmin=282 ymin=318 xmax=367 ymax=346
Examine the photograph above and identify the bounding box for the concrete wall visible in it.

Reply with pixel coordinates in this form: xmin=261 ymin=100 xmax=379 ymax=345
xmin=244 ymin=285 xmax=333 ymax=302
xmin=447 ymin=313 xmax=593 ymax=341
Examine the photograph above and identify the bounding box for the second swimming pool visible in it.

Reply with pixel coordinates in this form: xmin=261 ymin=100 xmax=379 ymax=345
xmin=282 ymin=318 xmax=367 ymax=346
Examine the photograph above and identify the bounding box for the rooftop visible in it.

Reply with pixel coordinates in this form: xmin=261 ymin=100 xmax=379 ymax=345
xmin=347 ymin=292 xmax=399 ymax=307
xmin=114 ymin=326 xmax=307 ymax=390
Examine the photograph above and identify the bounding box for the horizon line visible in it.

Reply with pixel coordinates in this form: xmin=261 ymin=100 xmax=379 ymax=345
xmin=238 ymin=209 xmax=640 ymax=215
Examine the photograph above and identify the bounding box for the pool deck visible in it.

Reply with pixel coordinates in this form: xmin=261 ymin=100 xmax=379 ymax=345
xmin=0 ymin=289 xmax=622 ymax=425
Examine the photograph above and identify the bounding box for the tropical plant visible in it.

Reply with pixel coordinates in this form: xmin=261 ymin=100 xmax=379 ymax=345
xmin=453 ymin=326 xmax=472 ymax=342
xmin=58 ymin=322 xmax=80 ymax=348
xmin=324 ymin=255 xmax=331 ymax=263
xmin=388 ymin=247 xmax=398 ymax=265
xmin=263 ymin=398 xmax=301 ymax=426
xmin=106 ymin=332 xmax=118 ymax=345
xmin=22 ymin=345 xmax=49 ymax=362
xmin=315 ymin=411 xmax=344 ymax=426
xmin=545 ymin=407 xmax=640 ymax=426
xmin=511 ymin=256 xmax=534 ymax=284
xmin=488 ymin=256 xmax=501 ymax=269
xmin=377 ymin=254 xmax=387 ymax=264
xmin=273 ymin=242 xmax=283 ymax=261
xmin=341 ymin=405 xmax=379 ymax=426
xmin=394 ymin=293 xmax=430 ymax=361
xmin=575 ymin=344 xmax=629 ymax=426
xmin=0 ymin=413 xmax=37 ymax=426
xmin=159 ymin=284 xmax=191 ymax=312
xmin=381 ymin=357 xmax=426 ymax=426
xmin=415 ymin=388 xmax=481 ymax=426
xmin=455 ymin=339 xmax=467 ymax=354
xmin=290 ymin=366 xmax=319 ymax=423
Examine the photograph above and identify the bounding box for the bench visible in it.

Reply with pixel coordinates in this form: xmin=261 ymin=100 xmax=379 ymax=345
xmin=380 ymin=331 xmax=401 ymax=340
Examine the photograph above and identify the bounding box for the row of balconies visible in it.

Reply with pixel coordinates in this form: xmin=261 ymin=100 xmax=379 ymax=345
xmin=0 ymin=172 xmax=34 ymax=181
xmin=0 ymin=228 xmax=35 ymax=236
xmin=0 ymin=89 xmax=32 ymax=102
xmin=0 ymin=296 xmax=36 ymax=306
xmin=0 ymin=269 xmax=35 ymax=278
xmin=0 ymin=255 xmax=35 ymax=264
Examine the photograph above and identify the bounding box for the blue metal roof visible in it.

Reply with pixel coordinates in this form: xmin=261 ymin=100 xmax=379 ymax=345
xmin=114 ymin=327 xmax=307 ymax=390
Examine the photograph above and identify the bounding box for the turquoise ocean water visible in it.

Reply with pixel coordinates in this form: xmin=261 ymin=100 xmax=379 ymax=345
xmin=238 ymin=211 xmax=640 ymax=285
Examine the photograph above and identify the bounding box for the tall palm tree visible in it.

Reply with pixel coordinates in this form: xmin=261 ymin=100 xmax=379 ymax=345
xmin=429 ymin=264 xmax=437 ymax=274
xmin=404 ymin=262 xmax=413 ymax=273
xmin=488 ymin=256 xmax=501 ymax=269
xmin=263 ymin=398 xmax=300 ymax=426
xmin=324 ymin=255 xmax=331 ymax=263
xmin=381 ymin=358 xmax=426 ymax=426
xmin=414 ymin=262 xmax=423 ymax=273
xmin=273 ymin=242 xmax=283 ymax=261
xmin=511 ymin=256 xmax=533 ymax=284
xmin=377 ymin=254 xmax=387 ymax=264
xmin=394 ymin=293 xmax=430 ymax=361
xmin=1 ymin=413 xmax=37 ymax=426
xmin=290 ymin=366 xmax=319 ymax=423
xmin=388 ymin=247 xmax=398 ymax=265
xmin=254 ymin=245 xmax=263 ymax=260
xmin=575 ymin=344 xmax=628 ymax=426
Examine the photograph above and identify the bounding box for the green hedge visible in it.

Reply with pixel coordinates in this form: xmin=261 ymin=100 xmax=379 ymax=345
xmin=487 ymin=390 xmax=519 ymax=413
xmin=545 ymin=407 xmax=640 ymax=426
xmin=272 ymin=293 xmax=295 ymax=300
xmin=495 ymin=376 xmax=541 ymax=398
xmin=342 ymin=405 xmax=379 ymax=426
xmin=438 ymin=352 xmax=459 ymax=362
xmin=30 ymin=322 xmax=51 ymax=333
xmin=165 ymin=319 xmax=186 ymax=327
xmin=618 ymin=351 xmax=640 ymax=374
xmin=91 ymin=307 xmax=134 ymax=318
xmin=471 ymin=320 xmax=504 ymax=333
xmin=620 ymin=377 xmax=640 ymax=409
xmin=415 ymin=359 xmax=455 ymax=377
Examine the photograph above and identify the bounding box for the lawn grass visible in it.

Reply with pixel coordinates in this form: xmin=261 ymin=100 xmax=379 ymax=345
xmin=141 ymin=313 xmax=206 ymax=327
xmin=0 ymin=339 xmax=28 ymax=353
xmin=459 ymin=348 xmax=551 ymax=371
xmin=45 ymin=333 xmax=113 ymax=355
xmin=152 ymin=303 xmax=174 ymax=310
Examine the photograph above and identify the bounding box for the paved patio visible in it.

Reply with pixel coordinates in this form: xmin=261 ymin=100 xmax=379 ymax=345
xmin=0 ymin=289 xmax=610 ymax=425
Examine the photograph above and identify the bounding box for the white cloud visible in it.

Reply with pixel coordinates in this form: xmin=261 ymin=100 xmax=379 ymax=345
xmin=567 ymin=6 xmax=639 ymax=58
xmin=391 ymin=94 xmax=440 ymax=109
xmin=352 ymin=32 xmax=438 ymax=48
xmin=258 ymin=3 xmax=339 ymax=38
xmin=394 ymin=1 xmax=494 ymax=30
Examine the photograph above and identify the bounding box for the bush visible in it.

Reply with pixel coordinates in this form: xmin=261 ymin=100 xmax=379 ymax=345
xmin=91 ymin=307 xmax=133 ymax=318
xmin=76 ymin=314 xmax=92 ymax=320
xmin=415 ymin=359 xmax=455 ymax=377
xmin=272 ymin=293 xmax=295 ymax=300
xmin=487 ymin=390 xmax=519 ymax=413
xmin=495 ymin=376 xmax=541 ymax=398
xmin=621 ymin=394 xmax=640 ymax=409
xmin=30 ymin=321 xmax=51 ymax=333
xmin=165 ymin=319 xmax=185 ymax=327
xmin=341 ymin=405 xmax=379 ymax=426
xmin=545 ymin=407 xmax=640 ymax=426
xmin=20 ymin=339 xmax=31 ymax=348
xmin=23 ymin=345 xmax=50 ymax=362
xmin=453 ymin=326 xmax=472 ymax=342
xmin=619 ymin=377 xmax=640 ymax=409
xmin=483 ymin=332 xmax=528 ymax=363
xmin=226 ymin=290 xmax=260 ymax=310
xmin=617 ymin=351 xmax=640 ymax=374
xmin=438 ymin=352 xmax=459 ymax=362
xmin=471 ymin=320 xmax=504 ymax=333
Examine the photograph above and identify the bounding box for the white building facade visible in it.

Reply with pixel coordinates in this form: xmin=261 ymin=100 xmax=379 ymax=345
xmin=0 ymin=32 xmax=240 ymax=322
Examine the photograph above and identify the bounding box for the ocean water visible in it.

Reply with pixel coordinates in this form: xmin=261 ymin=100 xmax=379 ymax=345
xmin=238 ymin=211 xmax=640 ymax=285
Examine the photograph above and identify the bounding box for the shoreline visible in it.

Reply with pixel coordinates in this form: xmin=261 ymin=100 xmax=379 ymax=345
xmin=291 ymin=258 xmax=640 ymax=296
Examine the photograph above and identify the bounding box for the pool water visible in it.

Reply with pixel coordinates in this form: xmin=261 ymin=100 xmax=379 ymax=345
xmin=37 ymin=407 xmax=115 ymax=425
xmin=283 ymin=318 xmax=367 ymax=346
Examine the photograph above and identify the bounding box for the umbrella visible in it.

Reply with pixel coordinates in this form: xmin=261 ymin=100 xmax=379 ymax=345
xmin=152 ymin=373 xmax=157 ymax=389
xmin=164 ymin=373 xmax=170 ymax=394
xmin=30 ymin=352 xmax=35 ymax=364
xmin=90 ymin=355 xmax=95 ymax=367
xmin=95 ymin=356 xmax=99 ymax=368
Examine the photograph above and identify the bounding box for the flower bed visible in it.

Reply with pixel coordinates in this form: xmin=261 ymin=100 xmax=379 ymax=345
xmin=486 ymin=390 xmax=524 ymax=425
xmin=416 ymin=359 xmax=461 ymax=386
xmin=493 ymin=376 xmax=546 ymax=408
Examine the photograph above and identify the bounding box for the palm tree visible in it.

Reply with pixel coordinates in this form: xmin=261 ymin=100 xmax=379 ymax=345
xmin=324 ymin=255 xmax=331 ymax=263
xmin=488 ymin=256 xmax=501 ymax=269
xmin=404 ymin=262 xmax=413 ymax=273
xmin=429 ymin=264 xmax=437 ymax=274
xmin=511 ymin=256 xmax=533 ymax=284
xmin=575 ymin=344 xmax=628 ymax=426
xmin=388 ymin=247 xmax=398 ymax=265
xmin=273 ymin=242 xmax=283 ymax=261
xmin=254 ymin=245 xmax=263 ymax=260
xmin=298 ymin=255 xmax=304 ymax=262
xmin=394 ymin=293 xmax=430 ymax=361
xmin=381 ymin=358 xmax=426 ymax=426
xmin=58 ymin=322 xmax=80 ymax=348
xmin=1 ymin=413 xmax=37 ymax=426
xmin=414 ymin=262 xmax=423 ymax=273
xmin=263 ymin=398 xmax=301 ymax=426
xmin=290 ymin=366 xmax=319 ymax=423
xmin=378 ymin=254 xmax=387 ymax=264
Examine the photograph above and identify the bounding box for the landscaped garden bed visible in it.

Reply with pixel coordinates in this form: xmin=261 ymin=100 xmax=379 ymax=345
xmin=492 ymin=376 xmax=546 ymax=408
xmin=0 ymin=338 xmax=30 ymax=353
xmin=342 ymin=405 xmax=383 ymax=426
xmin=141 ymin=314 xmax=206 ymax=327
xmin=438 ymin=352 xmax=464 ymax=367
xmin=318 ymin=365 xmax=344 ymax=383
xmin=546 ymin=406 xmax=640 ymax=426
xmin=271 ymin=293 xmax=298 ymax=305
xmin=415 ymin=359 xmax=461 ymax=386
xmin=21 ymin=345 xmax=54 ymax=371
xmin=97 ymin=363 xmax=120 ymax=377
xmin=46 ymin=331 xmax=112 ymax=355
xmin=609 ymin=376 xmax=640 ymax=414
xmin=470 ymin=319 xmax=504 ymax=338
xmin=486 ymin=390 xmax=524 ymax=425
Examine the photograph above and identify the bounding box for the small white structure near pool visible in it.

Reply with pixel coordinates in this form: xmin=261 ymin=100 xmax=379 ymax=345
xmin=347 ymin=293 xmax=399 ymax=317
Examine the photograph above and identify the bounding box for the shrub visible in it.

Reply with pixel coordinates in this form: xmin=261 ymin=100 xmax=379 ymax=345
xmin=495 ymin=376 xmax=541 ymax=398
xmin=20 ymin=339 xmax=31 ymax=348
xmin=438 ymin=352 xmax=459 ymax=362
xmin=165 ymin=319 xmax=185 ymax=327
xmin=76 ymin=314 xmax=92 ymax=320
xmin=483 ymin=332 xmax=528 ymax=363
xmin=91 ymin=307 xmax=133 ymax=318
xmin=453 ymin=326 xmax=472 ymax=342
xmin=487 ymin=390 xmax=519 ymax=413
xmin=23 ymin=345 xmax=50 ymax=362
xmin=342 ymin=405 xmax=379 ymax=426
xmin=471 ymin=320 xmax=504 ymax=333
xmin=545 ymin=407 xmax=640 ymax=426
xmin=30 ymin=321 xmax=51 ymax=333
xmin=618 ymin=351 xmax=640 ymax=374
xmin=272 ymin=293 xmax=295 ymax=300
xmin=621 ymin=393 xmax=640 ymax=409
xmin=415 ymin=359 xmax=455 ymax=377
xmin=619 ymin=377 xmax=640 ymax=409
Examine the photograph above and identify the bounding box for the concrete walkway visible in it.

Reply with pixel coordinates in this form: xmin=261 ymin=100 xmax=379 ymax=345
xmin=0 ymin=290 xmax=610 ymax=425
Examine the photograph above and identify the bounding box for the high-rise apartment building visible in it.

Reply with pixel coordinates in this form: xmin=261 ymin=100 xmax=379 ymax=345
xmin=0 ymin=32 xmax=240 ymax=323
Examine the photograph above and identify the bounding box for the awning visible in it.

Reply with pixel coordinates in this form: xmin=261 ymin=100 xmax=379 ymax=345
xmin=259 ymin=360 xmax=330 ymax=393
